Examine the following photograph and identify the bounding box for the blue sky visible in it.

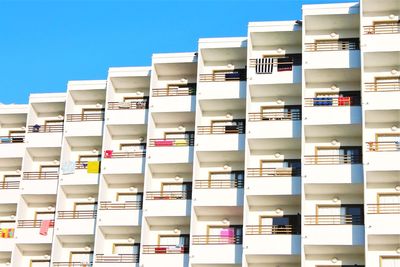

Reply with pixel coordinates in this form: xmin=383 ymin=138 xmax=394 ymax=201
xmin=0 ymin=0 xmax=354 ymax=104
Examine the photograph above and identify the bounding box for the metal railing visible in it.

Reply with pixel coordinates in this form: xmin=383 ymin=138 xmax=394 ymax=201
xmin=0 ymin=136 xmax=25 ymax=144
xmin=53 ymin=262 xmax=93 ymax=267
xmin=304 ymin=155 xmax=362 ymax=165
xmin=108 ymin=100 xmax=148 ymax=110
xmin=99 ymin=201 xmax=142 ymax=210
xmin=0 ymin=181 xmax=20 ymax=189
xmin=305 ymin=39 xmax=360 ymax=52
xmin=367 ymin=141 xmax=400 ymax=152
xmin=104 ymin=151 xmax=146 ymax=158
xmin=148 ymin=137 xmax=194 ymax=147
xmin=152 ymin=87 xmax=196 ymax=97
xmin=57 ymin=210 xmax=97 ymax=219
xmin=246 ymin=225 xmax=300 ymax=235
xmin=95 ymin=254 xmax=139 ymax=263
xmin=304 ymin=96 xmax=361 ymax=107
xmin=195 ymin=179 xmax=244 ymax=189
xmin=247 ymin=167 xmax=301 ymax=177
xmin=23 ymin=171 xmax=59 ymax=180
xmin=367 ymin=203 xmax=400 ymax=214
xmin=66 ymin=113 xmax=104 ymax=122
xmin=27 ymin=124 xmax=64 ymax=133
xmin=365 ymin=81 xmax=400 ymax=92
xmin=17 ymin=219 xmax=55 ymax=228
xmin=364 ymin=23 xmax=400 ymax=34
xmin=146 ymin=191 xmax=192 ymax=200
xmin=75 ymin=161 xmax=101 ymax=170
xmin=304 ymin=215 xmax=363 ymax=225
xmin=191 ymin=235 xmax=242 ymax=245
xmin=142 ymin=245 xmax=189 ymax=254
xmin=248 ymin=111 xmax=301 ymax=121
xmin=199 ymin=69 xmax=247 ymax=82
xmin=197 ymin=125 xmax=245 ymax=135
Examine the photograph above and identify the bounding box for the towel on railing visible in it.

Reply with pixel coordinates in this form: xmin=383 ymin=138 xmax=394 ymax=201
xmin=104 ymin=150 xmax=113 ymax=158
xmin=155 ymin=247 xmax=167 ymax=253
xmin=256 ymin=58 xmax=274 ymax=74
xmin=220 ymin=228 xmax=235 ymax=244
xmin=277 ymin=57 xmax=293 ymax=72
xmin=338 ymin=96 xmax=351 ymax=106
xmin=32 ymin=124 xmax=41 ymax=132
xmin=174 ymin=139 xmax=188 ymax=146
xmin=154 ymin=140 xmax=174 ymax=146
xmin=0 ymin=137 xmax=11 ymax=143
xmin=1 ymin=228 xmax=14 ymax=238
xmin=118 ymin=102 xmax=131 ymax=109
xmin=61 ymin=161 xmax=75 ymax=175
xmin=225 ymin=72 xmax=241 ymax=80
xmin=87 ymin=161 xmax=100 ymax=173
xmin=11 ymin=136 xmax=24 ymax=143
xmin=39 ymin=220 xmax=51 ymax=236
xmin=313 ymin=97 xmax=333 ymax=106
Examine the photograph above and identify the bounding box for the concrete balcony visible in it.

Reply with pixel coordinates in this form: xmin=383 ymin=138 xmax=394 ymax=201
xmin=141 ymin=250 xmax=189 ymax=267
xmin=106 ymin=108 xmax=148 ymax=125
xmin=248 ymin=63 xmax=302 ymax=85
xmin=97 ymin=201 xmax=142 ymax=226
xmin=366 ymin=204 xmax=400 ymax=235
xmin=245 ymin=175 xmax=301 ymax=196
xmin=64 ymin=113 xmax=104 ymax=136
xmin=147 ymin=143 xmax=194 ymax=164
xmin=0 ymin=182 xmax=20 ymax=203
xmin=303 ymin=105 xmax=362 ymax=126
xmin=0 ymin=232 xmax=15 ymax=252
xmin=197 ymin=81 xmax=246 ymax=100
xmin=101 ymin=155 xmax=145 ymax=174
xmin=365 ymin=147 xmax=400 ymax=171
xmin=196 ymin=133 xmax=245 ymax=152
xmin=150 ymin=89 xmax=196 ymax=113
xmin=60 ymin=163 xmax=100 ymax=186
xmin=95 ymin=254 xmax=139 ymax=266
xmin=15 ymin=220 xmax=54 ymax=244
xmin=25 ymin=133 xmax=63 ymax=148
xmin=0 ymin=139 xmax=25 ymax=158
xmin=21 ymin=172 xmax=58 ymax=195
xmin=362 ymin=23 xmax=400 ymax=52
xmin=144 ymin=191 xmax=191 ymax=217
xmin=363 ymin=88 xmax=400 ymax=111
xmin=55 ymin=210 xmax=96 ymax=235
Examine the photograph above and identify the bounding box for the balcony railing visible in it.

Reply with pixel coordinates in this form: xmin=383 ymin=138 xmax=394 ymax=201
xmin=305 ymin=39 xmax=360 ymax=52
xmin=304 ymin=215 xmax=363 ymax=225
xmin=149 ymin=137 xmax=194 ymax=147
xmin=247 ymin=167 xmax=301 ymax=177
xmin=99 ymin=201 xmax=142 ymax=210
xmin=304 ymin=96 xmax=361 ymax=107
xmin=246 ymin=225 xmax=300 ymax=235
xmin=0 ymin=181 xmax=19 ymax=189
xmin=95 ymin=254 xmax=139 ymax=263
xmin=57 ymin=210 xmax=97 ymax=219
xmin=75 ymin=161 xmax=101 ymax=170
xmin=53 ymin=262 xmax=93 ymax=267
xmin=104 ymin=151 xmax=146 ymax=158
xmin=17 ymin=219 xmax=55 ymax=228
xmin=66 ymin=112 xmax=104 ymax=122
xmin=364 ymin=22 xmax=400 ymax=34
xmin=197 ymin=125 xmax=245 ymax=135
xmin=195 ymin=179 xmax=244 ymax=189
xmin=367 ymin=203 xmax=400 ymax=214
xmin=146 ymin=191 xmax=192 ymax=200
xmin=365 ymin=81 xmax=400 ymax=92
xmin=0 ymin=136 xmax=25 ymax=144
xmin=142 ymin=245 xmax=189 ymax=254
xmin=23 ymin=171 xmax=59 ymax=180
xmin=27 ymin=124 xmax=64 ymax=133
xmin=152 ymin=86 xmax=196 ymax=97
xmin=367 ymin=141 xmax=400 ymax=152
xmin=199 ymin=69 xmax=247 ymax=82
xmin=304 ymin=155 xmax=362 ymax=165
xmin=192 ymin=235 xmax=242 ymax=245
xmin=248 ymin=110 xmax=301 ymax=121
xmin=108 ymin=99 xmax=148 ymax=110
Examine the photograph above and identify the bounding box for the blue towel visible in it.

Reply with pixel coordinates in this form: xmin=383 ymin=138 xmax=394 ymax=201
xmin=0 ymin=137 xmax=11 ymax=143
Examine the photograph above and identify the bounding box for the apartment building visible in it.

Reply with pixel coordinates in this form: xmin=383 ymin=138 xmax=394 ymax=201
xmin=0 ymin=0 xmax=399 ymax=266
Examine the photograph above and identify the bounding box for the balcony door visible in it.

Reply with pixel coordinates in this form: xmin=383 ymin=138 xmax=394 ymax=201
xmin=40 ymin=165 xmax=59 ymax=173
xmin=69 ymin=251 xmax=93 ymax=265
xmin=158 ymin=234 xmax=189 ymax=247
xmin=161 ymin=182 xmax=191 ymax=192
xmin=35 ymin=211 xmax=55 ymax=223
xmin=74 ymin=202 xmax=97 ymax=212
xmin=78 ymin=154 xmax=101 ymax=162
xmin=116 ymin=192 xmax=143 ymax=202
xmin=380 ymin=256 xmax=400 ymax=267
xmin=211 ymin=120 xmax=244 ymax=134
xmin=259 ymin=215 xmax=300 ymax=234
xmin=378 ymin=193 xmax=400 ymax=213
xmin=30 ymin=260 xmax=50 ymax=267
xmin=317 ymin=204 xmax=363 ymax=224
xmin=260 ymin=159 xmax=301 ymax=169
xmin=207 ymin=225 xmax=242 ymax=244
xmin=120 ymin=143 xmax=146 ymax=152
xmin=113 ymin=243 xmax=140 ymax=254
xmin=376 ymin=133 xmax=400 ymax=142
xmin=209 ymin=171 xmax=243 ymax=188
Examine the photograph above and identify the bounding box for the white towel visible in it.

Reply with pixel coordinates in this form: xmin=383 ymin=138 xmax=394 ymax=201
xmin=61 ymin=161 xmax=75 ymax=175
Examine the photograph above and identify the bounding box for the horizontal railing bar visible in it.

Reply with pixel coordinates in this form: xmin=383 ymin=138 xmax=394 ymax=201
xmin=0 ymin=181 xmax=20 ymax=189
xmin=146 ymin=191 xmax=192 ymax=200
xmin=27 ymin=124 xmax=64 ymax=133
xmin=304 ymin=96 xmax=361 ymax=107
xmin=248 ymin=111 xmax=301 ymax=121
xmin=364 ymin=23 xmax=400 ymax=34
xmin=191 ymin=235 xmax=242 ymax=245
xmin=66 ymin=113 xmax=105 ymax=122
xmin=152 ymin=87 xmax=196 ymax=97
xmin=304 ymin=215 xmax=363 ymax=225
xmin=108 ymin=99 xmax=148 ymax=110
xmin=148 ymin=137 xmax=194 ymax=147
xmin=57 ymin=210 xmax=97 ymax=219
xmin=365 ymin=81 xmax=400 ymax=92
xmin=23 ymin=171 xmax=59 ymax=180
xmin=0 ymin=136 xmax=25 ymax=144
xmin=194 ymin=179 xmax=244 ymax=189
xmin=95 ymin=254 xmax=139 ymax=263
xmin=142 ymin=245 xmax=189 ymax=254
xmin=246 ymin=224 xmax=301 ymax=235
xmin=304 ymin=40 xmax=360 ymax=52
xmin=304 ymin=155 xmax=362 ymax=165
xmin=367 ymin=141 xmax=400 ymax=152
xmin=367 ymin=203 xmax=400 ymax=214
xmin=197 ymin=125 xmax=245 ymax=135
xmin=17 ymin=219 xmax=55 ymax=228
xmin=99 ymin=201 xmax=142 ymax=210
xmin=247 ymin=167 xmax=301 ymax=177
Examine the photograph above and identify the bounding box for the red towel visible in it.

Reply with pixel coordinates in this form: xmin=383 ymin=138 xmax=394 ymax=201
xmin=104 ymin=150 xmax=113 ymax=158
xmin=338 ymin=96 xmax=351 ymax=106
xmin=40 ymin=220 xmax=51 ymax=236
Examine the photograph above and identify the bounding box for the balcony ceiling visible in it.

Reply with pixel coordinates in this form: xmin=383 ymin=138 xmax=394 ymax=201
xmin=0 ymin=158 xmax=22 ymax=168
xmin=194 ymin=206 xmax=243 ymax=217
xmin=247 ymin=195 xmax=300 ymax=207
xmin=99 ymin=225 xmax=141 ymax=235
xmin=304 ymin=245 xmax=364 ymax=255
xmin=305 ymin=14 xmax=360 ymax=31
xmin=304 ymin=124 xmax=362 ymax=138
xmin=199 ymin=99 xmax=246 ymax=112
xmin=27 ymin=147 xmax=61 ymax=158
xmin=304 ymin=183 xmax=363 ymax=196
xmin=366 ymin=110 xmax=400 ymax=124
xmin=148 ymin=163 xmax=193 ymax=174
xmin=249 ymin=84 xmax=301 ymax=98
xmin=22 ymin=194 xmax=56 ymax=204
xmin=0 ymin=204 xmax=17 ymax=213
xmin=305 ymin=68 xmax=361 ymax=83
xmin=145 ymin=216 xmax=190 ymax=226
xmin=56 ymin=234 xmax=94 ymax=244
xmin=107 ymin=124 xmax=147 ymax=136
xmin=0 ymin=113 xmax=26 ymax=125
xmin=366 ymin=171 xmax=400 ymax=185
xmin=197 ymin=151 xmax=244 ymax=163
xmin=61 ymin=184 xmax=99 ymax=195
xmin=201 ymin=47 xmax=247 ymax=63
xmin=364 ymin=51 xmax=400 ymax=68
xmin=368 ymin=234 xmax=400 ymax=246
xmin=251 ymin=31 xmax=301 ymax=47
xmin=154 ymin=62 xmax=197 ymax=77
xmin=363 ymin=0 xmax=400 ymax=13
xmin=70 ymin=89 xmax=105 ymax=102
xmin=16 ymin=244 xmax=51 ymax=253
xmin=66 ymin=136 xmax=103 ymax=147
xmin=32 ymin=102 xmax=65 ymax=114
xmin=248 ymin=138 xmax=301 ymax=151
xmin=103 ymin=174 xmax=144 ymax=185
xmin=246 ymin=255 xmax=300 ymax=264
xmin=151 ymin=111 xmax=195 ymax=124
xmin=111 ymin=76 xmax=150 ymax=90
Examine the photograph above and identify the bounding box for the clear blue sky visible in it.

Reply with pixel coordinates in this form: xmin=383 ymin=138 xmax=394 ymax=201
xmin=0 ymin=0 xmax=354 ymax=104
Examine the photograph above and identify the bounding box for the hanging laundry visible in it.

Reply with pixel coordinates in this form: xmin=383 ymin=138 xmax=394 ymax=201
xmin=104 ymin=150 xmax=113 ymax=158
xmin=39 ymin=220 xmax=51 ymax=236
xmin=87 ymin=161 xmax=100 ymax=173
xmin=61 ymin=161 xmax=75 ymax=175
xmin=256 ymin=58 xmax=274 ymax=74
xmin=154 ymin=140 xmax=174 ymax=146
xmin=174 ymin=139 xmax=188 ymax=146
xmin=277 ymin=57 xmax=293 ymax=72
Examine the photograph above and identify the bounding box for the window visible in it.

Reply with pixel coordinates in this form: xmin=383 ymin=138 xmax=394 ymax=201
xmin=316 ymin=146 xmax=361 ymax=164
xmin=161 ymin=182 xmax=191 ymax=192
xmin=3 ymin=175 xmax=20 ymax=182
xmin=259 ymin=214 xmax=300 ymax=234
xmin=30 ymin=260 xmax=50 ymax=267
xmin=82 ymin=108 xmax=104 ymax=115
xmin=207 ymin=225 xmax=242 ymax=243
xmin=113 ymin=243 xmax=139 ymax=254
xmin=116 ymin=192 xmax=143 ymax=202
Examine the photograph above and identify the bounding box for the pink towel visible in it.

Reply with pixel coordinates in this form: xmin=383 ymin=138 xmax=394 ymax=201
xmin=104 ymin=150 xmax=113 ymax=158
xmin=40 ymin=220 xmax=51 ymax=236
xmin=220 ymin=228 xmax=235 ymax=243
xmin=154 ymin=140 xmax=174 ymax=146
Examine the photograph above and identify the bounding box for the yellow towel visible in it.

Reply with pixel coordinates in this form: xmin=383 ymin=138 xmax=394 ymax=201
xmin=87 ymin=161 xmax=100 ymax=173
xmin=175 ymin=139 xmax=188 ymax=146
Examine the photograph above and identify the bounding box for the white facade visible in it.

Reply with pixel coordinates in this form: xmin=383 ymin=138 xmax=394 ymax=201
xmin=0 ymin=1 xmax=399 ymax=266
